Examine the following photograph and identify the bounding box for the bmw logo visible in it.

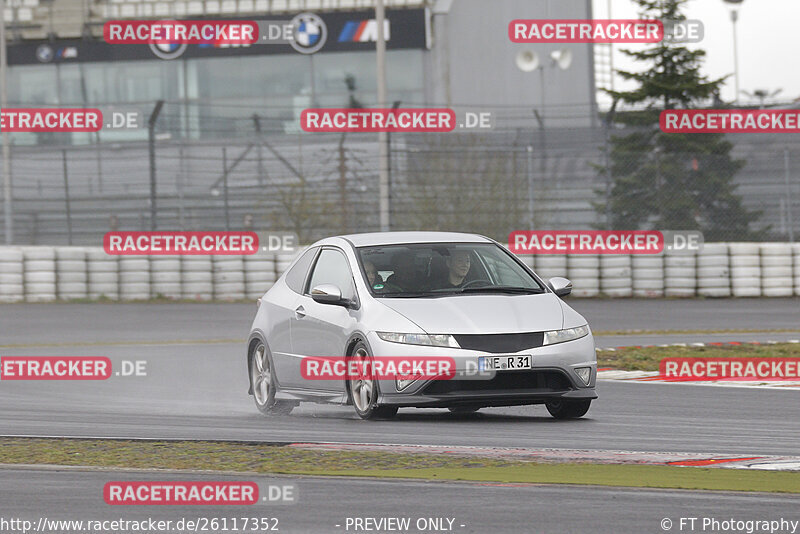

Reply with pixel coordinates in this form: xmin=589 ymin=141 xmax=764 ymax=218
xmin=149 ymin=41 xmax=188 ymax=60
xmin=290 ymin=12 xmax=327 ymax=54
xmin=36 ymin=44 xmax=54 ymax=63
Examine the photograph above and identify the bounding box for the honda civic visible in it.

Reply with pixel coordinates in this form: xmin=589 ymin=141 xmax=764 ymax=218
xmin=247 ymin=232 xmax=597 ymax=419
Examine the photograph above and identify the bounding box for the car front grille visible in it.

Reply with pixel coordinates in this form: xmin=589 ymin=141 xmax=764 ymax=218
xmin=422 ymin=369 xmax=572 ymax=396
xmin=453 ymin=332 xmax=544 ymax=353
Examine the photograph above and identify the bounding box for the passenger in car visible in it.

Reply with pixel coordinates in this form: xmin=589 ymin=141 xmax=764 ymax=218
xmin=384 ymin=252 xmax=421 ymax=291
xmin=363 ymin=260 xmax=378 ymax=286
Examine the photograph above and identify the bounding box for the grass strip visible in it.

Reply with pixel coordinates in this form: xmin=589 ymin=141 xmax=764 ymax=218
xmin=594 ymin=328 xmax=800 ymax=336
xmin=0 ymin=438 xmax=797 ymax=493
xmin=597 ymin=342 xmax=800 ymax=372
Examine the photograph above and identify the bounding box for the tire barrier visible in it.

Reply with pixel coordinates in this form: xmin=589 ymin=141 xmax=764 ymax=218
xmin=600 ymin=254 xmax=632 ymax=298
xmin=664 ymin=247 xmax=696 ymax=297
xmin=761 ymin=243 xmax=794 ymax=297
xmin=56 ymin=246 xmax=88 ymax=300
xmin=532 ymin=254 xmax=567 ymax=283
xmin=0 ymin=247 xmax=24 ymax=303
xmin=632 ymin=255 xmax=664 ymax=298
xmin=119 ymin=256 xmax=151 ymax=301
xmin=0 ymin=242 xmax=799 ymax=302
xmin=568 ymin=254 xmax=600 ymax=298
xmin=212 ymin=256 xmax=246 ymax=301
xmin=696 ymin=243 xmax=731 ymax=298
xmin=22 ymin=246 xmax=57 ymax=302
xmin=244 ymin=254 xmax=277 ymax=300
xmin=87 ymin=246 xmax=119 ymax=300
xmin=729 ymin=242 xmax=761 ymax=297
xmin=150 ymin=256 xmax=182 ymax=299
xmin=794 ymin=244 xmax=800 ymax=297
xmin=181 ymin=256 xmax=213 ymax=301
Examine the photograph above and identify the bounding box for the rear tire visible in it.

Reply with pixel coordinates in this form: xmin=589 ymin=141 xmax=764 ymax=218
xmin=545 ymin=399 xmax=591 ymax=419
xmin=250 ymin=341 xmax=296 ymax=416
xmin=348 ymin=342 xmax=398 ymax=420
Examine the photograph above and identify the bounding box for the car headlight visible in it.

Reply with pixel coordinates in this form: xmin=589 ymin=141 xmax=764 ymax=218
xmin=543 ymin=324 xmax=590 ymax=346
xmin=376 ymin=332 xmax=460 ymax=348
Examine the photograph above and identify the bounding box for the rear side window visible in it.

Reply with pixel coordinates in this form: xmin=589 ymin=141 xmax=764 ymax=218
xmin=284 ymin=247 xmax=318 ymax=294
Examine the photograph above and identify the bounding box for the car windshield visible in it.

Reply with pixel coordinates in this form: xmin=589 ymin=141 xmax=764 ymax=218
xmin=357 ymin=242 xmax=545 ymax=297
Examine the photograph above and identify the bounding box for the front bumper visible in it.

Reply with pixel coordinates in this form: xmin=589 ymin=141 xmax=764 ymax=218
xmin=367 ymin=331 xmax=597 ymax=408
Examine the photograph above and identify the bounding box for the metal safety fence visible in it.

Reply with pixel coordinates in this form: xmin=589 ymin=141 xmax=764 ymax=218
xmin=0 ymin=106 xmax=798 ymax=246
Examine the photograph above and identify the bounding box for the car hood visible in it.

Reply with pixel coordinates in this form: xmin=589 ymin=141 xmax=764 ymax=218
xmin=376 ymin=293 xmax=565 ymax=334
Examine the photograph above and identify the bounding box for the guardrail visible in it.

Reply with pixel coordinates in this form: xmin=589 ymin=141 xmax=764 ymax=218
xmin=0 ymin=243 xmax=798 ymax=302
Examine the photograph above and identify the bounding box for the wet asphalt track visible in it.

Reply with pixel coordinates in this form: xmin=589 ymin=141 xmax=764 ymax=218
xmin=3 ymin=299 xmax=800 ymax=346
xmin=0 ymin=300 xmax=798 ymax=455
xmin=0 ymin=300 xmax=798 ymax=534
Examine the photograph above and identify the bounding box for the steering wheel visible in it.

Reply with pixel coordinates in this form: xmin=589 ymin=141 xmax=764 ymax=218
xmin=461 ymin=279 xmax=491 ymax=289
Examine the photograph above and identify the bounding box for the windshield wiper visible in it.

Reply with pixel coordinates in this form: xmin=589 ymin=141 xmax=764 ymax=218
xmin=459 ymin=286 xmax=545 ymax=294
xmin=376 ymin=291 xmax=441 ymax=298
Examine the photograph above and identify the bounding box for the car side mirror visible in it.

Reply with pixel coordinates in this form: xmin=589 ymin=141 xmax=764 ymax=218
xmin=311 ymin=284 xmax=352 ymax=307
xmin=547 ymin=277 xmax=572 ymax=297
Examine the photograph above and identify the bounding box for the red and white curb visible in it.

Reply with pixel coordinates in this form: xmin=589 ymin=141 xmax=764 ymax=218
xmin=288 ymin=443 xmax=800 ymax=471
xmin=596 ymin=340 xmax=800 ymax=389
xmin=596 ymin=340 xmax=800 ymax=352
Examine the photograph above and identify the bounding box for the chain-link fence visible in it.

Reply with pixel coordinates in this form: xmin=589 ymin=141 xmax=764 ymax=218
xmin=1 ymin=103 xmax=798 ymax=245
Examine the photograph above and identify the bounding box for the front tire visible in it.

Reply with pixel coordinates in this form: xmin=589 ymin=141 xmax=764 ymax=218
xmin=545 ymin=399 xmax=591 ymax=419
xmin=250 ymin=341 xmax=295 ymax=416
xmin=348 ymin=343 xmax=398 ymax=420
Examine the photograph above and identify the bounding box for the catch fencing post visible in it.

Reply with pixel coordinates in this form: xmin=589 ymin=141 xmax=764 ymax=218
xmin=148 ymin=100 xmax=165 ymax=231
xmin=62 ymin=150 xmax=73 ymax=245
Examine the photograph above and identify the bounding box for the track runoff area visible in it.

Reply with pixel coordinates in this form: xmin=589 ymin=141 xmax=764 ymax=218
xmin=1 ymin=238 xmax=798 ymax=530
xmin=0 ymin=300 xmax=798 ymax=481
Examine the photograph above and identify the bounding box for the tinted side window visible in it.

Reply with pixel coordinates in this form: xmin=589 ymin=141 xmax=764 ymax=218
xmin=307 ymin=249 xmax=356 ymax=301
xmin=284 ymin=247 xmax=318 ymax=294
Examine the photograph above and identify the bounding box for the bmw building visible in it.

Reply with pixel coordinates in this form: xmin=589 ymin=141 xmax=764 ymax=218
xmin=4 ymin=0 xmax=597 ymax=143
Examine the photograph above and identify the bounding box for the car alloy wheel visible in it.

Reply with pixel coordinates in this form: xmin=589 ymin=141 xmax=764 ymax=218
xmin=250 ymin=341 xmax=294 ymax=415
xmin=348 ymin=343 xmax=398 ymax=420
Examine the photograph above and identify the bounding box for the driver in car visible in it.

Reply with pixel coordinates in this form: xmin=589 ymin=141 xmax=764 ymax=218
xmin=442 ymin=249 xmax=472 ymax=289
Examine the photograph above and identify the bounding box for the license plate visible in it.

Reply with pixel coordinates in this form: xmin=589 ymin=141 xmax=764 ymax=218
xmin=478 ymin=355 xmax=532 ymax=371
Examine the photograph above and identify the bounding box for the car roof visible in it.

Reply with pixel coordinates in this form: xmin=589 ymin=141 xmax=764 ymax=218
xmin=313 ymin=231 xmax=494 ymax=248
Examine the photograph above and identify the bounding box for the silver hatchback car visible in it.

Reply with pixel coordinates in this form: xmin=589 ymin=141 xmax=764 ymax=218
xmin=247 ymin=232 xmax=597 ymax=419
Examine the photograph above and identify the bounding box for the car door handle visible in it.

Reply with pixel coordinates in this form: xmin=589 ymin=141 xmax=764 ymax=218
xmin=295 ymin=305 xmax=306 ymax=319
